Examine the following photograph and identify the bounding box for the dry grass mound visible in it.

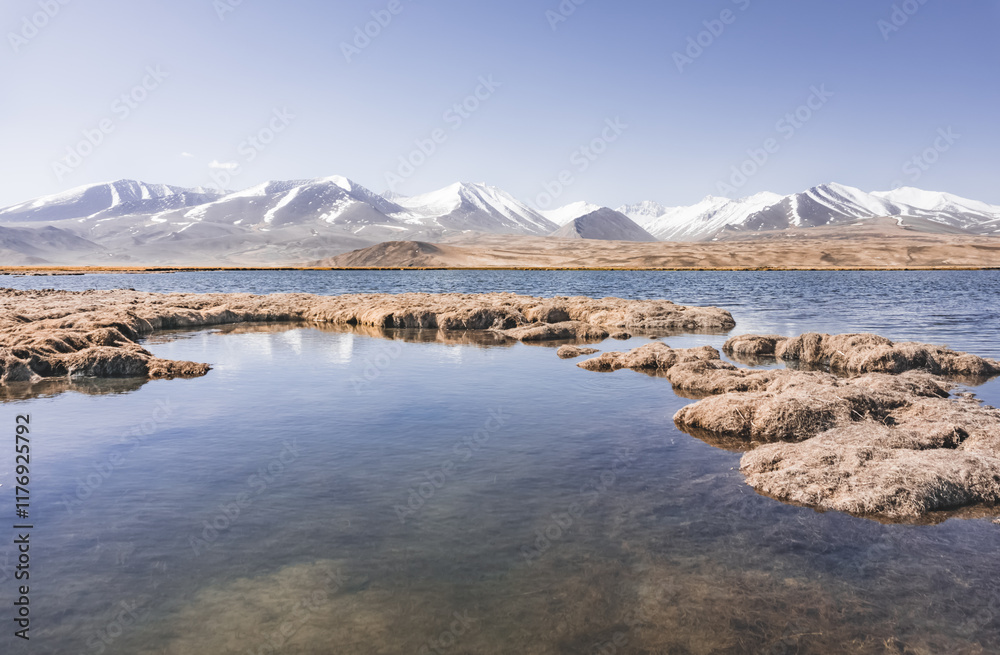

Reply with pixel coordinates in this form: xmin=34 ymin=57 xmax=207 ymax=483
xmin=726 ymin=331 xmax=1000 ymax=378
xmin=741 ymin=395 xmax=1000 ymax=519
xmin=663 ymin=360 xmax=784 ymax=396
xmin=578 ymin=342 xmax=785 ymax=396
xmin=723 ymin=334 xmax=788 ymax=358
xmin=673 ymin=371 xmax=950 ymax=444
xmin=725 ymin=332 xmax=1000 ymax=380
xmin=577 ymin=343 xmax=720 ymax=372
xmin=499 ymin=321 xmax=609 ymax=343
xmin=556 ymin=345 xmax=600 ymax=359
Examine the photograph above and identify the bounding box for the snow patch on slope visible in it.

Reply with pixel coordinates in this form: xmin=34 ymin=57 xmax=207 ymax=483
xmin=541 ymin=201 xmax=602 ymax=226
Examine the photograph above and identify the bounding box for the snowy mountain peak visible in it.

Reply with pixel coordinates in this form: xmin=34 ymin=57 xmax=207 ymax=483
xmin=873 ymin=187 xmax=998 ymax=214
xmin=227 ymin=180 xmax=306 ymax=199
xmin=0 ymin=180 xmax=223 ymax=224
xmin=616 ymin=201 xmax=673 ymax=226
xmin=181 ymin=176 xmax=411 ymax=228
xmin=2 ymin=179 xmax=999 ymax=251
xmin=805 ymin=182 xmax=878 ymax=206
xmin=744 ymin=191 xmax=785 ymax=204
xmin=393 ymin=181 xmax=558 ymax=235
xmin=541 ymin=201 xmax=603 ymax=226
xmin=318 ymin=175 xmax=355 ymax=192
xmin=810 ymin=181 xmax=861 ymax=195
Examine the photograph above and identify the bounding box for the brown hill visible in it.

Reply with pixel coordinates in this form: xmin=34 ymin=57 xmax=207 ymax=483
xmin=327 ymin=241 xmax=472 ymax=267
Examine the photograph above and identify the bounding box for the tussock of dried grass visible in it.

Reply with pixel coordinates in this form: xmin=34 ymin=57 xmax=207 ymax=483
xmin=578 ymin=342 xmax=783 ymax=394
xmin=671 ymin=363 xmax=1000 ymax=519
xmin=664 ymin=361 xmax=784 ymax=395
xmin=723 ymin=334 xmax=788 ymax=358
xmin=673 ymin=372 xmax=951 ymax=443
xmin=499 ymin=321 xmax=609 ymax=342
xmin=557 ymin=345 xmax=600 ymax=359
xmin=577 ymin=342 xmax=720 ymax=372
xmin=727 ymin=331 xmax=1000 ymax=378
xmin=741 ymin=400 xmax=1000 ymax=518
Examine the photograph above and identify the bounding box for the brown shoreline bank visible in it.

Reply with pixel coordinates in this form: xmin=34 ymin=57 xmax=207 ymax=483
xmin=0 ymin=288 xmax=734 ymax=385
xmin=3 ymin=265 xmax=1000 ymax=275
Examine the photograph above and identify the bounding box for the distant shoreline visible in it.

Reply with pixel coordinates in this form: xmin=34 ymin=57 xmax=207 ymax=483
xmin=2 ymin=265 xmax=1000 ymax=276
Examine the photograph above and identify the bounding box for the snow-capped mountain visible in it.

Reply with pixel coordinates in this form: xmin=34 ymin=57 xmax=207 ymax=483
xmin=174 ymin=176 xmax=414 ymax=230
xmin=738 ymin=184 xmax=899 ymax=234
xmin=541 ymin=201 xmax=602 ymax=226
xmin=18 ymin=177 xmax=428 ymax=256
xmin=740 ymin=183 xmax=1000 ymax=237
xmin=0 ymin=178 xmax=563 ymax=241
xmin=619 ymin=183 xmax=1000 ymax=241
xmin=619 ymin=192 xmax=783 ymax=241
xmin=0 ymin=177 xmax=563 ymax=264
xmin=1 ymin=178 xmax=998 ymax=264
xmin=0 ymin=180 xmax=223 ymax=224
xmin=392 ymin=182 xmax=559 ymax=235
xmin=872 ymin=187 xmax=1000 ymax=231
xmin=616 ymin=201 xmax=674 ymax=225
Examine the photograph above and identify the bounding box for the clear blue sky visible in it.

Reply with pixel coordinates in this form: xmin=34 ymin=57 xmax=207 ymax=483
xmin=1 ymin=0 xmax=997 ymax=209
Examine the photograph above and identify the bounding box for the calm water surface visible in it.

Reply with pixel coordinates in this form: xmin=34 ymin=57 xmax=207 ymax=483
xmin=2 ymin=271 xmax=1000 ymax=654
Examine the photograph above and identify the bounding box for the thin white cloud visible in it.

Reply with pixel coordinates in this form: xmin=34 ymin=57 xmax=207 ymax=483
xmin=180 ymin=152 xmax=195 ymax=158
xmin=209 ymin=160 xmax=239 ymax=171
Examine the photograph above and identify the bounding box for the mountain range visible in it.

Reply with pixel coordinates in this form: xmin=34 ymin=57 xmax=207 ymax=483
xmin=0 ymin=178 xmax=997 ymax=265
xmin=616 ymin=184 xmax=1000 ymax=241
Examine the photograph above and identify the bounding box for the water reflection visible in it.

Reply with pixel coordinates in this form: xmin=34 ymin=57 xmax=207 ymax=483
xmin=4 ymin=320 xmax=1000 ymax=653
xmin=0 ymin=376 xmax=148 ymax=402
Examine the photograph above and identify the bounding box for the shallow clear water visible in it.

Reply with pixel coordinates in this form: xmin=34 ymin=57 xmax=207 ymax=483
xmin=2 ymin=271 xmax=1000 ymax=654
